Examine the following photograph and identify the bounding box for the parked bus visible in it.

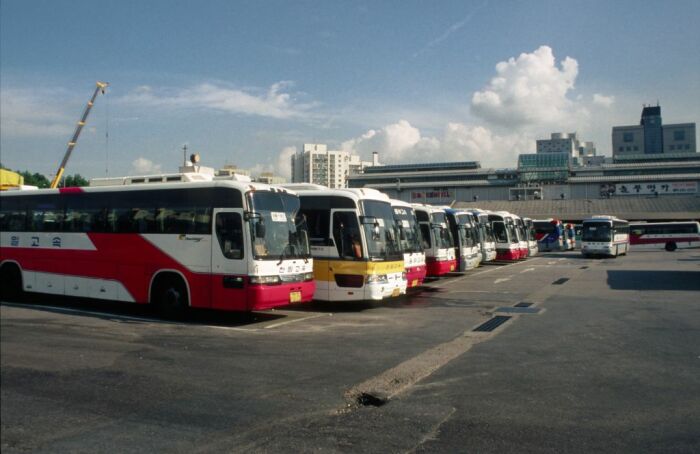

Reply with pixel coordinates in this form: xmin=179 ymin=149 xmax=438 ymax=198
xmin=512 ymin=214 xmax=530 ymax=258
xmin=445 ymin=208 xmax=481 ymax=271
xmin=390 ymin=199 xmax=426 ymax=289
xmin=464 ymin=208 xmax=497 ymax=262
xmin=629 ymin=221 xmax=700 ymax=251
xmin=0 ymin=179 xmax=315 ymax=317
xmin=288 ymin=186 xmax=406 ymax=301
xmin=533 ymin=218 xmax=565 ymax=252
xmin=488 ymin=212 xmax=522 ymax=260
xmin=412 ymin=204 xmax=457 ymax=276
xmin=522 ymin=217 xmax=539 ymax=257
xmin=581 ymin=215 xmax=630 ymax=257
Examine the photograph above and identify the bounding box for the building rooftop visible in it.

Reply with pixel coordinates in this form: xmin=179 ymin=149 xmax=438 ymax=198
xmin=363 ymin=161 xmax=480 ymax=174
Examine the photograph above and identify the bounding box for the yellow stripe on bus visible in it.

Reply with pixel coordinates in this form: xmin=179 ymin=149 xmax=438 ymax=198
xmin=312 ymin=259 xmax=404 ymax=282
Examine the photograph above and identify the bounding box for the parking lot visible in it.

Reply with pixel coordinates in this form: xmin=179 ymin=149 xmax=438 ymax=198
xmin=2 ymin=250 xmax=700 ymax=453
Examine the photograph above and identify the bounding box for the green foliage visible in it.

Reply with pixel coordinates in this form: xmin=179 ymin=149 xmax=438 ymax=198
xmin=0 ymin=166 xmax=88 ymax=188
xmin=20 ymin=171 xmax=51 ymax=188
xmin=63 ymin=174 xmax=89 ymax=187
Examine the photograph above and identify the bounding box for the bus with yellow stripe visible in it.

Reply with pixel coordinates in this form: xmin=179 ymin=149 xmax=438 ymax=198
xmin=283 ymin=185 xmax=406 ymax=302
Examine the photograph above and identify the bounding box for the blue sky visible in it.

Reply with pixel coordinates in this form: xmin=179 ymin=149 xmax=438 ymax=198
xmin=2 ymin=0 xmax=699 ymax=179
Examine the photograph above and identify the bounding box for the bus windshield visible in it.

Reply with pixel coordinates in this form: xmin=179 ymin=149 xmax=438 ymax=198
xmin=457 ymin=214 xmax=476 ymax=247
xmin=361 ymin=200 xmax=402 ymax=260
xmin=582 ymin=222 xmax=612 ymax=242
xmin=247 ymin=191 xmax=311 ymax=260
xmin=506 ymin=221 xmax=519 ymax=244
xmin=431 ymin=212 xmax=454 ymax=249
xmin=393 ymin=206 xmax=423 ymax=253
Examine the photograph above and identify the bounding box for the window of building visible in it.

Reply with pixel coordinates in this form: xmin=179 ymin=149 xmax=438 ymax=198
xmin=674 ymin=130 xmax=685 ymax=141
xmin=618 ymin=146 xmax=623 ymax=152
xmin=633 ymin=146 xmax=639 ymax=151
xmin=670 ymin=145 xmax=675 ymax=150
xmin=623 ymin=132 xmax=634 ymax=142
xmin=626 ymin=146 xmax=631 ymax=151
xmin=686 ymin=144 xmax=691 ymax=150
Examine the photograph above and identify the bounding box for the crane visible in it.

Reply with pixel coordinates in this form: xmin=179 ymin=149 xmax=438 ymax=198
xmin=50 ymin=81 xmax=109 ymax=189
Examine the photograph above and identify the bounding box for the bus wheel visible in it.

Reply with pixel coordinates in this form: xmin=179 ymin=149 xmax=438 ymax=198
xmin=665 ymin=242 xmax=677 ymax=252
xmin=153 ymin=276 xmax=189 ymax=320
xmin=0 ymin=263 xmax=24 ymax=302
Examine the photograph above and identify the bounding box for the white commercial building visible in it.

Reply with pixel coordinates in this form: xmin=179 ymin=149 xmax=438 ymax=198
xmin=291 ymin=143 xmax=377 ymax=188
xmin=536 ymin=132 xmax=597 ymax=161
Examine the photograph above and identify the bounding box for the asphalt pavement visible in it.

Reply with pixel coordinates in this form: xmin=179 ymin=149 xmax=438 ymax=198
xmin=2 ymin=250 xmax=699 ymax=453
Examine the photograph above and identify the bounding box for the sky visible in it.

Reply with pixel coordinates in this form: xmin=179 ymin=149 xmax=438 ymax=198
xmin=1 ymin=0 xmax=699 ymax=180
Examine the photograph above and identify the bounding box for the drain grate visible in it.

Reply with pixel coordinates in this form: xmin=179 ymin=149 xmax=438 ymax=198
xmin=356 ymin=392 xmax=387 ymax=407
xmin=473 ymin=315 xmax=512 ymax=332
xmin=580 ymin=266 xmax=589 ymax=269
xmin=495 ymin=307 xmax=540 ymax=314
xmin=514 ymin=302 xmax=533 ymax=307
xmin=552 ymin=278 xmax=569 ymax=285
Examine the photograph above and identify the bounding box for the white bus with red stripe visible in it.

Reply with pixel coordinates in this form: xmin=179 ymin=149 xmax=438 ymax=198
xmin=412 ymin=204 xmax=457 ymax=276
xmin=390 ymin=199 xmax=427 ymax=289
xmin=0 ymin=180 xmax=314 ymax=316
xmin=629 ymin=221 xmax=700 ymax=251
xmin=488 ymin=212 xmax=522 ymax=260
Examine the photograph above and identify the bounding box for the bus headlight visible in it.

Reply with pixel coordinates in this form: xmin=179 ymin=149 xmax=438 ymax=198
xmin=366 ymin=274 xmax=388 ymax=284
xmin=303 ymin=272 xmax=314 ymax=281
xmin=249 ymin=275 xmax=282 ymax=285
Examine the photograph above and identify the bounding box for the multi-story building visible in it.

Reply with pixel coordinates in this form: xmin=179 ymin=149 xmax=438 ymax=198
xmin=291 ymin=143 xmax=376 ymax=188
xmin=612 ymin=105 xmax=696 ymax=162
xmin=254 ymin=172 xmax=286 ymax=185
xmin=536 ymin=132 xmax=597 ymax=162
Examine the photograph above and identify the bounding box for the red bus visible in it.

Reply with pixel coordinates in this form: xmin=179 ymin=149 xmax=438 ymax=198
xmin=629 ymin=221 xmax=700 ymax=251
xmin=0 ymin=180 xmax=315 ymax=317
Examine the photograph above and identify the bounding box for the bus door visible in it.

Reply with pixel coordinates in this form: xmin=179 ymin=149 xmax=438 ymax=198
xmin=328 ymin=209 xmax=364 ymax=300
xmin=211 ymin=208 xmax=248 ymax=310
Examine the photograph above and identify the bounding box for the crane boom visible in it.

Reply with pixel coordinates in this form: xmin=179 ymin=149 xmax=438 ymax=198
xmin=50 ymin=81 xmax=109 ymax=189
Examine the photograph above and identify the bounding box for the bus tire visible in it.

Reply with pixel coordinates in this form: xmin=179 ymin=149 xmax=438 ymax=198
xmin=665 ymin=242 xmax=677 ymax=252
xmin=0 ymin=263 xmax=24 ymax=302
xmin=152 ymin=274 xmax=189 ymax=320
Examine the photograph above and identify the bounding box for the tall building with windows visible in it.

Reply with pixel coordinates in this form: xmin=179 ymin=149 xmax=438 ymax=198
xmin=536 ymin=132 xmax=597 ymax=162
xmin=290 ymin=143 xmax=376 ymax=188
xmin=612 ymin=105 xmax=696 ymax=162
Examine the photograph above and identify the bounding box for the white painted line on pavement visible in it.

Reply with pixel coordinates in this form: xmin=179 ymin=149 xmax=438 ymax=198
xmin=264 ymin=313 xmax=327 ymax=329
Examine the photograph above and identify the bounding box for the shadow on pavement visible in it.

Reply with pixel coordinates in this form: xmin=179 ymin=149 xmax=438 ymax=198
xmin=606 ymin=270 xmax=700 ymax=291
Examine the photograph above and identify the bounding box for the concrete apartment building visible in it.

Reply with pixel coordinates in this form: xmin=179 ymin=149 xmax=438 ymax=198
xmin=291 ymin=143 xmax=378 ymax=188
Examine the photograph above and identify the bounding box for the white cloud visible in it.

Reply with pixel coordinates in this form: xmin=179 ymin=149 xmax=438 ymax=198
xmin=593 ymin=93 xmax=615 ymax=108
xmin=275 ymin=146 xmax=297 ymax=179
xmin=0 ymin=89 xmax=73 ymax=137
xmin=339 ymin=119 xmax=531 ymax=168
xmin=119 ymin=81 xmax=315 ymax=119
xmin=471 ymin=45 xmax=583 ymax=128
xmin=131 ymin=157 xmax=162 ymax=174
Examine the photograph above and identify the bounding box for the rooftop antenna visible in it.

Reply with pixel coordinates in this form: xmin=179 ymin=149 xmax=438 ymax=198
xmin=182 ymin=144 xmax=188 ymax=166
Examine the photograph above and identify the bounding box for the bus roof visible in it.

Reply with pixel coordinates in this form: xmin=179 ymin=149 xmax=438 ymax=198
xmin=0 ymin=179 xmax=295 ymax=197
xmin=283 ymin=185 xmax=391 ymax=204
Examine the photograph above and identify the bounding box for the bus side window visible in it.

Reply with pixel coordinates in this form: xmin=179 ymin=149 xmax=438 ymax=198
xmin=332 ymin=211 xmax=362 ymax=259
xmin=216 ymin=212 xmax=243 ymax=259
xmin=420 ymin=223 xmax=431 ymax=249
xmin=302 ymin=209 xmax=331 ymax=247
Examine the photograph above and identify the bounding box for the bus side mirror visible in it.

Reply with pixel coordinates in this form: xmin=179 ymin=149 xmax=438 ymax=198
xmin=255 ymin=220 xmax=266 ymax=238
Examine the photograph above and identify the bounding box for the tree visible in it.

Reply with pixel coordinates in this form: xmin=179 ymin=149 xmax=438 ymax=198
xmin=63 ymin=174 xmax=89 ymax=187
xmin=20 ymin=171 xmax=50 ymax=188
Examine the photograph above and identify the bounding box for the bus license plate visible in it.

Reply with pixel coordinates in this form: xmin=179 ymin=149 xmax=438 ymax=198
xmin=290 ymin=291 xmax=302 ymax=303
xmin=392 ymin=288 xmax=401 ymax=297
